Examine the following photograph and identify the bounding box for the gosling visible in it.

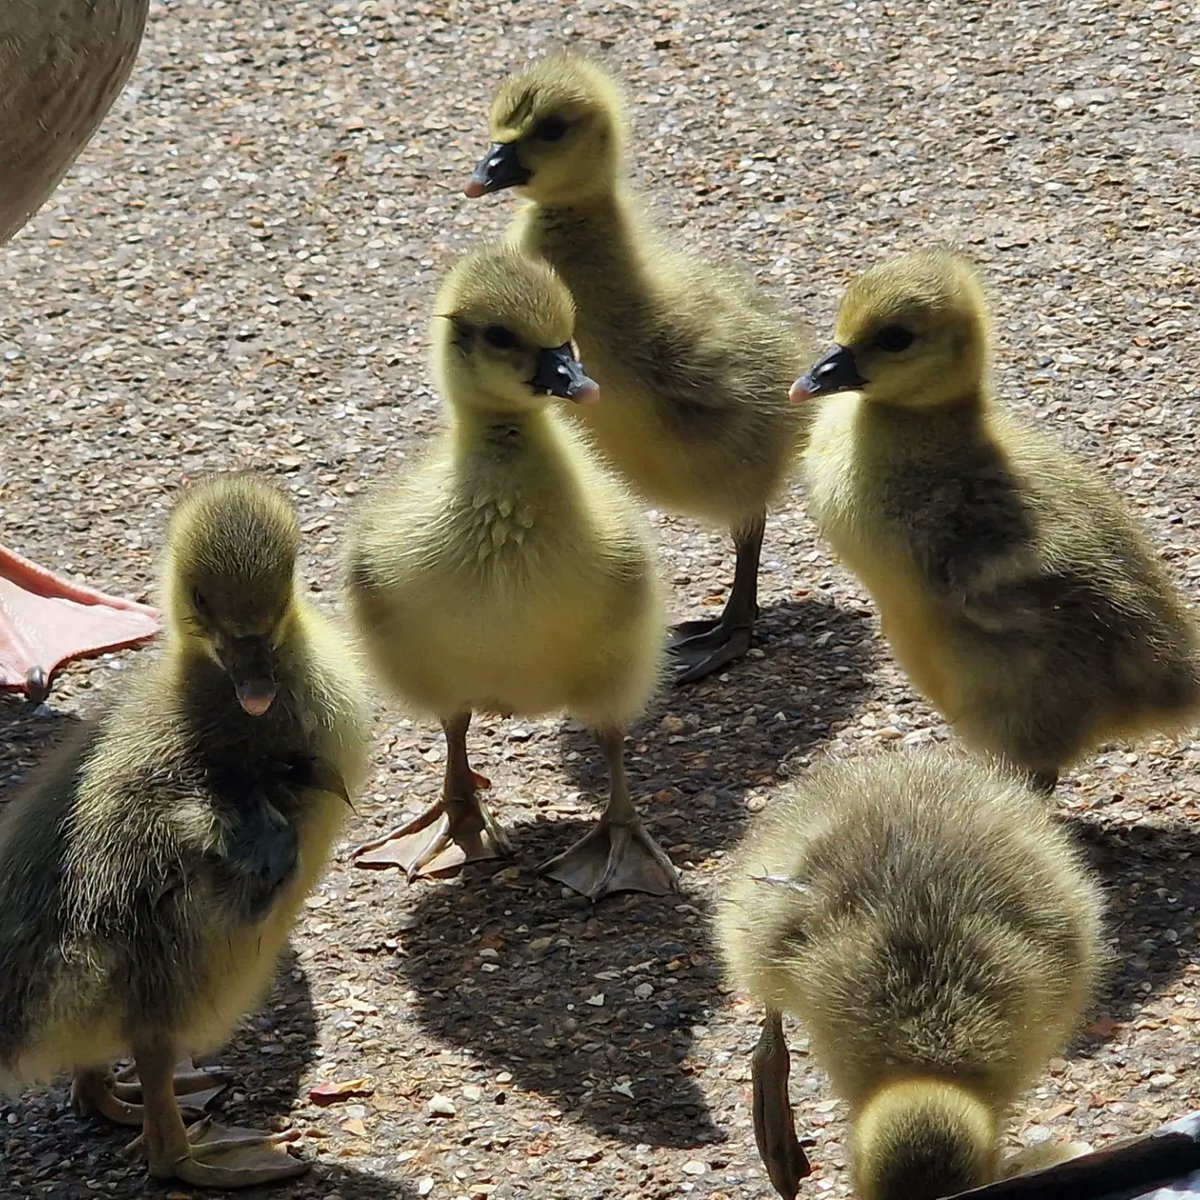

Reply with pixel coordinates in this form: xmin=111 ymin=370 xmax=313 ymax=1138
xmin=0 ymin=475 xmax=370 ymax=1188
xmin=465 ymin=53 xmax=813 ymax=684
xmin=716 ymin=750 xmax=1106 ymax=1200
xmin=347 ymin=246 xmax=674 ymax=902
xmin=795 ymin=248 xmax=1200 ymax=791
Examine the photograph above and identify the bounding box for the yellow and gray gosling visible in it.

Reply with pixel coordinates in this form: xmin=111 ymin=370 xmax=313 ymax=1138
xmin=347 ymin=246 xmax=673 ymax=901
xmin=0 ymin=475 xmax=370 ymax=1188
xmin=795 ymin=248 xmax=1200 ymax=791
xmin=715 ymin=751 xmax=1105 ymax=1200
xmin=465 ymin=53 xmax=815 ymax=684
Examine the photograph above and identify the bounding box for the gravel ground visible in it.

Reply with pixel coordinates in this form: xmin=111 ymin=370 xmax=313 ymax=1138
xmin=2 ymin=0 xmax=1200 ymax=1197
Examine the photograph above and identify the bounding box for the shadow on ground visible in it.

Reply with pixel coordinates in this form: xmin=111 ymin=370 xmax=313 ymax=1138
xmin=1071 ymin=816 xmax=1200 ymax=1034
xmin=392 ymin=830 xmax=725 ymax=1150
xmin=383 ymin=595 xmax=874 ymax=1152
xmin=556 ymin=593 xmax=877 ymax=858
xmin=0 ymin=693 xmax=83 ymax=791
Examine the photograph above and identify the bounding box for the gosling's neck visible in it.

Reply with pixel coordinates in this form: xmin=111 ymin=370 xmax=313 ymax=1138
xmin=522 ymin=184 xmax=636 ymax=243
xmin=858 ymin=379 xmax=992 ymax=426
xmin=518 ymin=193 xmax=656 ymax=328
xmin=435 ymin=355 xmax=560 ymax=454
xmin=446 ymin=397 xmax=560 ymax=461
xmin=522 ymin=161 xmax=625 ymax=213
xmin=859 ymin=337 xmax=992 ymax=417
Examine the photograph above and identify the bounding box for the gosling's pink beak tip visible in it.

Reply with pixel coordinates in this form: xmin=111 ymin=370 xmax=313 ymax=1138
xmin=789 ymin=380 xmax=814 ymax=404
xmin=463 ymin=180 xmax=487 ymax=199
xmin=237 ymin=688 xmax=277 ymax=717
xmin=572 ymin=380 xmax=601 ymax=405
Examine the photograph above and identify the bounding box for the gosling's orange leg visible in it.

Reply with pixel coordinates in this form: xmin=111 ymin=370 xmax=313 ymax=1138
xmin=541 ymin=726 xmax=679 ymax=901
xmin=131 ymin=1038 xmax=307 ymax=1187
xmin=752 ymin=1009 xmax=812 ymax=1200
xmin=351 ymin=711 xmax=512 ymax=879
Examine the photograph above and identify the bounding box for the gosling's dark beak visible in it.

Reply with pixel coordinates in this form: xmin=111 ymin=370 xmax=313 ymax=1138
xmin=530 ymin=344 xmax=600 ymax=403
xmin=789 ymin=344 xmax=867 ymax=403
xmin=464 ymin=141 xmax=530 ymax=198
xmin=223 ymin=635 xmax=278 ymax=717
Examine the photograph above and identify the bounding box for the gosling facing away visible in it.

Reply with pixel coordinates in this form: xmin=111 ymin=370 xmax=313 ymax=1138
xmin=348 ymin=246 xmax=673 ymax=902
xmin=795 ymin=249 xmax=1200 ymax=791
xmin=0 ymin=476 xmax=370 ymax=1188
xmin=715 ymin=751 xmax=1106 ymax=1200
xmin=465 ymin=53 xmax=814 ymax=685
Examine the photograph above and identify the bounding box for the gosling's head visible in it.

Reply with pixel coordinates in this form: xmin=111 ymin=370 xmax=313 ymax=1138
xmin=852 ymin=1078 xmax=998 ymax=1200
xmin=464 ymin=54 xmax=625 ymax=207
xmin=164 ymin=475 xmax=301 ymax=717
xmin=792 ymin=250 xmax=991 ymax=411
xmin=432 ymin=246 xmax=599 ymax=412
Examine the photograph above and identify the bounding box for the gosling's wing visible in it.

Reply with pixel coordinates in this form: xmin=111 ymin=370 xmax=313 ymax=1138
xmin=213 ymin=797 xmax=300 ymax=925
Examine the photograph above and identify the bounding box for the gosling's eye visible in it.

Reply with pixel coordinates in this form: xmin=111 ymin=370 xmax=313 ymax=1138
xmin=483 ymin=325 xmax=518 ymax=350
xmin=874 ymin=325 xmax=915 ymax=353
xmin=192 ymin=589 xmax=209 ymax=614
xmin=533 ymin=115 xmax=568 ymax=142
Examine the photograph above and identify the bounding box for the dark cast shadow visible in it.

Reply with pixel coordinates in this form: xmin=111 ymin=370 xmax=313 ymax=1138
xmin=554 ymin=593 xmax=878 ymax=862
xmin=392 ymin=830 xmax=727 ymax=1151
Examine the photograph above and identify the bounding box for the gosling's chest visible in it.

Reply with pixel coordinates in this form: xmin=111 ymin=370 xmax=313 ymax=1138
xmin=451 ymin=433 xmax=584 ymax=570
xmin=802 ymin=395 xmax=874 ymax=544
xmin=800 ymin=396 xmax=934 ymax=604
xmin=457 ymin=483 xmax=547 ymax=565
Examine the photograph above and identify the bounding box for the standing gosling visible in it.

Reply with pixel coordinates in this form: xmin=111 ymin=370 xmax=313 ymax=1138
xmin=716 ymin=751 xmax=1105 ymax=1200
xmin=464 ymin=53 xmax=813 ymax=685
xmin=0 ymin=476 xmax=370 ymax=1188
xmin=348 ymin=246 xmax=673 ymax=901
xmin=795 ymin=249 xmax=1200 ymax=791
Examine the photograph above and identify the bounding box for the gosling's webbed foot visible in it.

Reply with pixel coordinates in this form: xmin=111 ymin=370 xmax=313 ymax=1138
xmin=137 ymin=1117 xmax=308 ymax=1188
xmin=72 ymin=1059 xmax=229 ymax=1127
xmin=352 ymin=810 xmax=505 ymax=879
xmin=670 ymin=614 xmax=724 ymax=642
xmin=669 ymin=617 xmax=754 ymax=686
xmin=670 ymin=518 xmax=763 ymax=685
xmin=351 ymin=776 xmax=511 ymax=881
xmin=752 ymin=1015 xmax=812 ymax=1200
xmin=541 ymin=817 xmax=680 ymax=901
